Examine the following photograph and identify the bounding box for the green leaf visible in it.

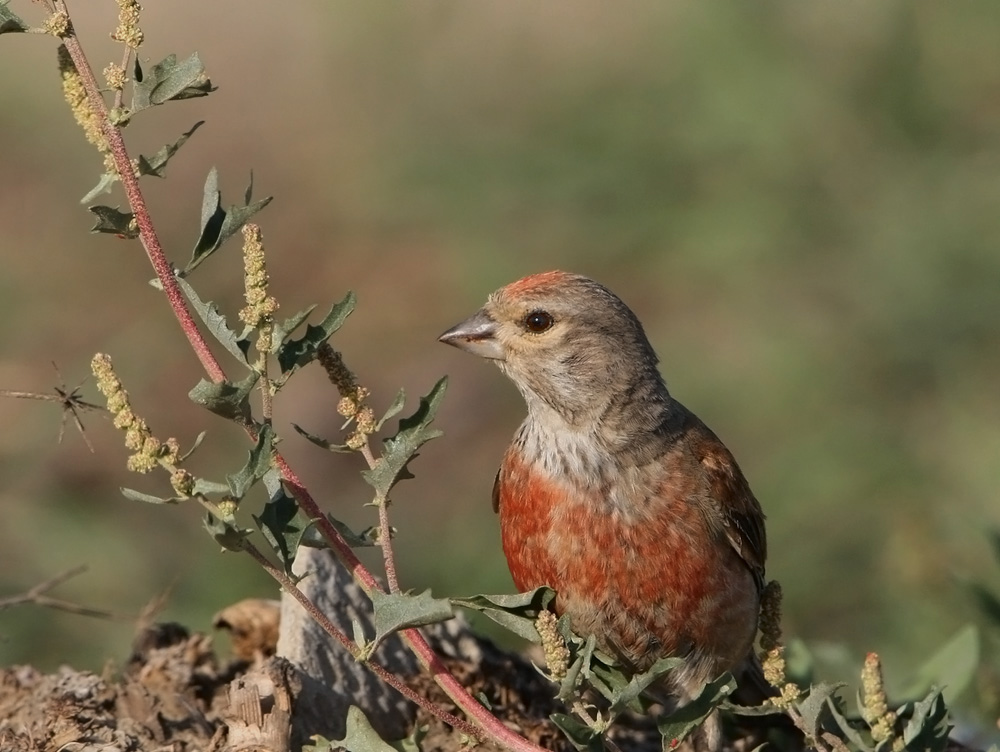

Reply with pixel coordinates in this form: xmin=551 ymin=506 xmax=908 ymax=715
xmin=301 ymin=514 xmax=378 ymax=549
xmin=550 ymin=713 xmax=604 ymax=752
xmin=180 ymin=431 xmax=208 ymax=462
xmin=186 ymin=168 xmax=272 ymax=274
xmin=362 ymin=377 xmax=447 ymax=498
xmin=720 ymin=699 xmax=792 ymax=718
xmin=273 ymin=305 xmax=318 ymax=349
xmin=0 ymin=0 xmax=27 ymax=33
xmin=292 ymin=422 xmax=354 ymax=453
xmin=89 ymin=206 xmax=138 ymax=237
xmin=227 ymin=424 xmax=274 ymax=500
xmin=253 ymin=470 xmax=311 ymax=576
xmin=276 ymin=293 xmax=356 ymax=375
xmin=450 ymin=586 xmax=556 ymax=643
xmin=900 ymin=624 xmax=978 ymax=704
xmin=825 ymin=696 xmax=875 ymax=752
xmin=795 ymin=682 xmax=844 ymax=739
xmin=132 ymin=53 xmax=215 ymax=112
xmin=81 ymin=172 xmax=120 ymax=204
xmin=375 ymin=389 xmax=406 ymax=431
xmin=188 ymin=372 xmax=258 ymax=423
xmin=121 ymin=487 xmax=181 ymax=504
xmin=369 ymin=589 xmax=454 ymax=650
xmin=610 ymin=656 xmax=685 ymax=715
xmin=900 ymin=688 xmax=950 ymax=752
xmin=203 ymin=511 xmax=251 ymax=552
xmin=176 ymin=276 xmax=253 ymax=365
xmin=191 ymin=478 xmax=231 ymax=497
xmin=656 ymin=672 xmax=736 ymax=748
xmin=137 ymin=121 xmax=205 ymax=178
xmin=324 ymin=706 xmax=400 ymax=752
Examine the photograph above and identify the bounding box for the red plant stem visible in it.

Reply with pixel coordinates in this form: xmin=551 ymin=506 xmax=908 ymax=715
xmin=274 ymin=458 xmax=547 ymax=752
xmin=56 ymin=5 xmax=547 ymax=750
xmin=241 ymin=542 xmax=480 ymax=739
xmin=55 ymin=6 xmax=225 ymax=384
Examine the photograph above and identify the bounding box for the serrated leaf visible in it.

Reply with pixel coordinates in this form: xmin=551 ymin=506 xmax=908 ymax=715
xmin=720 ymin=700 xmax=792 ymax=718
xmin=362 ymin=377 xmax=447 ymax=498
xmin=276 ymin=293 xmax=356 ymax=375
xmin=900 ymin=688 xmax=950 ymax=752
xmin=191 ymin=478 xmax=231 ymax=497
xmin=394 ymin=724 xmax=426 ymax=752
xmin=81 ymin=172 xmax=120 ymax=204
xmin=89 ymin=206 xmax=138 ymax=237
xmin=292 ymin=422 xmax=354 ymax=453
xmin=253 ymin=470 xmax=311 ymax=576
xmin=121 ymin=487 xmax=181 ymax=504
xmin=226 ymin=424 xmax=274 ymax=499
xmin=0 ymin=0 xmax=27 ymax=33
xmin=203 ymin=511 xmax=251 ymax=552
xmin=610 ymin=657 xmax=685 ymax=715
xmin=450 ymin=586 xmax=556 ymax=643
xmin=273 ymin=305 xmax=318 ymax=349
xmin=137 ymin=121 xmax=204 ymax=178
xmin=375 ymin=389 xmax=406 ymax=431
xmin=369 ymin=589 xmax=454 ymax=650
xmin=325 ymin=706 xmax=399 ymax=752
xmin=826 ymin=696 xmax=875 ymax=752
xmin=656 ymin=672 xmax=736 ymax=748
xmin=188 ymin=372 xmax=258 ymax=423
xmin=900 ymin=624 xmax=978 ymax=703
xmin=180 ymin=431 xmax=208 ymax=462
xmin=186 ymin=168 xmax=272 ymax=274
xmin=549 ymin=713 xmax=604 ymax=752
xmin=176 ymin=277 xmax=252 ymax=365
xmin=795 ymin=682 xmax=844 ymax=739
xmin=301 ymin=514 xmax=377 ymax=549
xmin=132 ymin=53 xmax=215 ymax=112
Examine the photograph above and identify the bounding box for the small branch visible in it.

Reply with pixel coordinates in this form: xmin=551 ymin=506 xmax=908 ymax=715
xmin=357 ymin=442 xmax=400 ymax=594
xmin=49 ymin=6 xmax=545 ymax=751
xmin=241 ymin=541 xmax=480 ymax=740
xmin=54 ymin=0 xmax=226 ymax=384
xmin=0 ymin=565 xmax=125 ymax=620
xmin=274 ymin=455 xmax=547 ymax=752
xmin=112 ymin=46 xmax=132 ymax=111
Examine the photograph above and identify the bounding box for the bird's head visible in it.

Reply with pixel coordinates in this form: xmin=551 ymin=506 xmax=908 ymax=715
xmin=440 ymin=271 xmax=669 ymax=428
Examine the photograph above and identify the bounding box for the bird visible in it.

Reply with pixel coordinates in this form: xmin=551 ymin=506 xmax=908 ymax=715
xmin=439 ymin=271 xmax=769 ymax=750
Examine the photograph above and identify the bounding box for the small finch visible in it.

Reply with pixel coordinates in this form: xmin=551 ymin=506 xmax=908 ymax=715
xmin=440 ymin=271 xmax=770 ymax=749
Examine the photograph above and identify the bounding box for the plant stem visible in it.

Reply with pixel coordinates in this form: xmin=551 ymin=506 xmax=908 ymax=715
xmin=55 ymin=0 xmax=225 ymax=383
xmin=54 ymin=5 xmax=547 ymax=750
xmin=275 ymin=456 xmax=547 ymax=752
xmin=241 ymin=541 xmax=479 ymax=739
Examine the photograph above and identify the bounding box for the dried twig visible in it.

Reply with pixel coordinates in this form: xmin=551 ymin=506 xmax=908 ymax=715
xmin=0 ymin=565 xmax=126 ymax=620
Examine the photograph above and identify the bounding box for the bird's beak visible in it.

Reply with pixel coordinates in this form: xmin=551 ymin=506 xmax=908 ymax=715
xmin=438 ymin=309 xmax=505 ymax=360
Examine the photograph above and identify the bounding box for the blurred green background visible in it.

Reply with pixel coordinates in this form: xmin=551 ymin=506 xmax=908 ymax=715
xmin=1 ymin=0 xmax=999 ymax=722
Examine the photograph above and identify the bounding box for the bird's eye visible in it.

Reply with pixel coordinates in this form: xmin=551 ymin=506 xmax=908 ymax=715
xmin=524 ymin=310 xmax=554 ymax=333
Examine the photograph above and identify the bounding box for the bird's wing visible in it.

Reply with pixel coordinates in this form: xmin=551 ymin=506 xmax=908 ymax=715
xmin=685 ymin=416 xmax=768 ymax=591
xmin=491 ymin=467 xmax=502 ymax=514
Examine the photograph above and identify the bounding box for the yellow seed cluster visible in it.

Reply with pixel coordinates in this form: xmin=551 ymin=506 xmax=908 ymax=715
xmin=58 ymin=46 xmax=109 ymax=156
xmin=91 ymin=353 xmax=176 ymax=475
xmin=238 ymin=224 xmax=278 ymax=330
xmin=111 ymin=0 xmax=144 ymax=49
xmin=536 ymin=610 xmax=570 ymax=681
xmin=42 ymin=11 xmax=70 ymax=37
xmin=103 ymin=62 xmax=127 ymax=91
xmin=318 ymin=344 xmax=376 ymax=450
xmin=171 ymin=469 xmax=195 ymax=497
xmin=862 ymin=652 xmax=897 ymax=743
